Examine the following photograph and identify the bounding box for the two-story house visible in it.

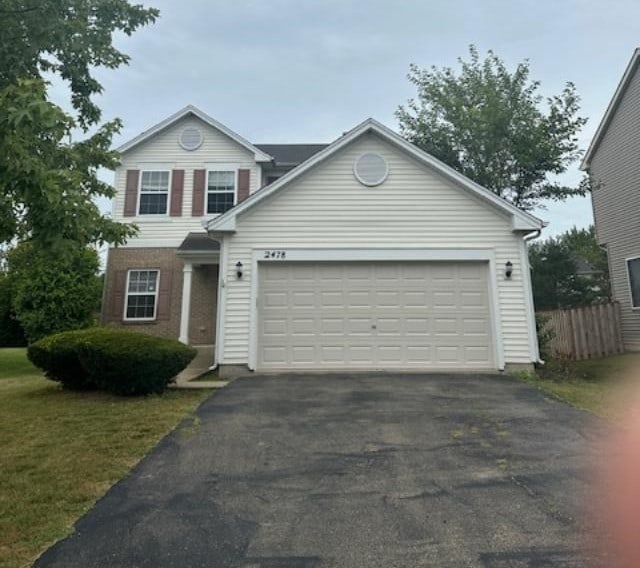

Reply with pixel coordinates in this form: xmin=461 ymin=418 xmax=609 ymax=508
xmin=582 ymin=48 xmax=640 ymax=350
xmin=103 ymin=105 xmax=544 ymax=377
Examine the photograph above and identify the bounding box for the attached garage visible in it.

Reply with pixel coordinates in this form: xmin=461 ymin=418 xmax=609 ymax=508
xmin=208 ymin=118 xmax=545 ymax=376
xmin=257 ymin=260 xmax=496 ymax=371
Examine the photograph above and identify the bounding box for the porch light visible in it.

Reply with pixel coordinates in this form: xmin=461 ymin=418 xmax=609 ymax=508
xmin=505 ymin=261 xmax=513 ymax=279
xmin=236 ymin=261 xmax=243 ymax=279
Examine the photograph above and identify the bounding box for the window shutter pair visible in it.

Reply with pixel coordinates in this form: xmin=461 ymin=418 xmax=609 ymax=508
xmin=110 ymin=270 xmax=172 ymax=321
xmin=192 ymin=168 xmax=251 ymax=215
xmin=123 ymin=170 xmax=184 ymax=217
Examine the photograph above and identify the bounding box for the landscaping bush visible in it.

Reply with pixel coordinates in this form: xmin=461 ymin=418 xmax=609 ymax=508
xmin=78 ymin=331 xmax=197 ymax=395
xmin=27 ymin=328 xmax=196 ymax=395
xmin=27 ymin=329 xmax=96 ymax=389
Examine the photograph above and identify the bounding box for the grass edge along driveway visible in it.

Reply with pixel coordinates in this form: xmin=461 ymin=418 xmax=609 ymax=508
xmin=512 ymin=352 xmax=640 ymax=420
xmin=0 ymin=348 xmax=210 ymax=568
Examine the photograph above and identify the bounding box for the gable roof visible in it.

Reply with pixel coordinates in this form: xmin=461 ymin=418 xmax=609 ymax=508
xmin=116 ymin=105 xmax=273 ymax=162
xmin=255 ymin=144 xmax=329 ymax=166
xmin=581 ymin=48 xmax=640 ymax=170
xmin=206 ymin=118 xmax=545 ymax=234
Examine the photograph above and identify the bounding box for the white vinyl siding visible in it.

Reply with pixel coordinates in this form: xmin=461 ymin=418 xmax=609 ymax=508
xmin=113 ymin=115 xmax=262 ymax=247
xmin=219 ymin=133 xmax=535 ymax=366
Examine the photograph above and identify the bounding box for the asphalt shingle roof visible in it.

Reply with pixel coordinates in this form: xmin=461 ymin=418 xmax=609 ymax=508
xmin=255 ymin=144 xmax=328 ymax=166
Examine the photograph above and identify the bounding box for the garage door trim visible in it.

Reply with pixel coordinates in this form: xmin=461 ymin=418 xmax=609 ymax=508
xmin=248 ymin=248 xmax=503 ymax=371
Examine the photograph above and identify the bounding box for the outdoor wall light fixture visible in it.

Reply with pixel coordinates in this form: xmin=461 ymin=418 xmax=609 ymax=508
xmin=236 ymin=261 xmax=243 ymax=279
xmin=505 ymin=261 xmax=513 ymax=279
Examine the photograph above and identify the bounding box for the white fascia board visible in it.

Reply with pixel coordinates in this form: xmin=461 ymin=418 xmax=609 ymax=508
xmin=206 ymin=117 xmax=545 ymax=233
xmin=116 ymin=105 xmax=273 ymax=163
xmin=581 ymin=49 xmax=640 ymax=170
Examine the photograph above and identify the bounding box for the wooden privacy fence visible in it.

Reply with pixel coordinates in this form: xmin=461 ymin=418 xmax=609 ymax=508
xmin=538 ymin=302 xmax=624 ymax=361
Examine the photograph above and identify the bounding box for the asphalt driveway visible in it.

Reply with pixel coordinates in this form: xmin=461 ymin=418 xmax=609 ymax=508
xmin=36 ymin=373 xmax=600 ymax=568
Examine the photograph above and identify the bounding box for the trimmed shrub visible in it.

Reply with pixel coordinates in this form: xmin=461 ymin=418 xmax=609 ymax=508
xmin=27 ymin=329 xmax=96 ymax=389
xmin=27 ymin=328 xmax=196 ymax=395
xmin=78 ymin=331 xmax=196 ymax=395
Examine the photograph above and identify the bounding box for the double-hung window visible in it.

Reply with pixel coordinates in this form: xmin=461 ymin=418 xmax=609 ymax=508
xmin=627 ymin=257 xmax=640 ymax=308
xmin=207 ymin=170 xmax=236 ymax=214
xmin=125 ymin=270 xmax=159 ymax=320
xmin=139 ymin=171 xmax=170 ymax=215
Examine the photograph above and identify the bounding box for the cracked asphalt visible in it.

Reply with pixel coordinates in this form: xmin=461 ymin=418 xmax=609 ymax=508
xmin=35 ymin=373 xmax=601 ymax=567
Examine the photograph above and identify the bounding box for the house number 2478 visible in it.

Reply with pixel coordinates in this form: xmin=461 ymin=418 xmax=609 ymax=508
xmin=263 ymin=250 xmax=286 ymax=259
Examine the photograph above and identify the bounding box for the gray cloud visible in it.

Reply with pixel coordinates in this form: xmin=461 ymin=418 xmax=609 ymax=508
xmin=76 ymin=0 xmax=640 ymax=235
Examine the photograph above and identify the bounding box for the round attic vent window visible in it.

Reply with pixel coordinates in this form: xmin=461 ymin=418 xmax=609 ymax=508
xmin=179 ymin=127 xmax=203 ymax=151
xmin=353 ymin=152 xmax=388 ymax=186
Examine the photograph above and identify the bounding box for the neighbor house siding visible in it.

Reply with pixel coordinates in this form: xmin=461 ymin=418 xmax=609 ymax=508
xmin=590 ymin=64 xmax=640 ymax=350
xmin=218 ymin=133 xmax=535 ymax=366
xmin=113 ymin=115 xmax=262 ymax=248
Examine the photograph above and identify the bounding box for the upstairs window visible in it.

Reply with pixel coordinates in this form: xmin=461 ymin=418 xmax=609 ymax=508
xmin=207 ymin=170 xmax=236 ymax=214
xmin=139 ymin=171 xmax=170 ymax=215
xmin=125 ymin=270 xmax=158 ymax=320
xmin=627 ymin=257 xmax=640 ymax=308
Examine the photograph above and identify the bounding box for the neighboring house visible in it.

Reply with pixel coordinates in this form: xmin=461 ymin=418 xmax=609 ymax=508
xmin=103 ymin=105 xmax=544 ymax=376
xmin=582 ymin=48 xmax=640 ymax=351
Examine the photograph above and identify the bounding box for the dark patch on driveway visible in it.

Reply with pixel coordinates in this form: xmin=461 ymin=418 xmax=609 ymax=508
xmin=35 ymin=373 xmax=602 ymax=567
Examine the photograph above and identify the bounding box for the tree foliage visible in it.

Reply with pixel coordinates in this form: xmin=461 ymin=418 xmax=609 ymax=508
xmin=529 ymin=225 xmax=610 ymax=311
xmin=7 ymin=243 xmax=103 ymax=342
xmin=0 ymin=0 xmax=158 ymax=249
xmin=397 ymin=46 xmax=588 ymax=211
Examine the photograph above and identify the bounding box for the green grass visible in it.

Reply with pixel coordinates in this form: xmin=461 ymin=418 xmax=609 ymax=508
xmin=513 ymin=352 xmax=640 ymax=418
xmin=0 ymin=348 xmax=210 ymax=568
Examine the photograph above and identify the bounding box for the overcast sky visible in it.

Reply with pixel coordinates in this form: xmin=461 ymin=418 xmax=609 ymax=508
xmin=73 ymin=0 xmax=640 ymax=237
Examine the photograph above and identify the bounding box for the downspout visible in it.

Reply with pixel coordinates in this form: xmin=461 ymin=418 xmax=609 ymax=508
xmin=523 ymin=229 xmax=543 ymax=365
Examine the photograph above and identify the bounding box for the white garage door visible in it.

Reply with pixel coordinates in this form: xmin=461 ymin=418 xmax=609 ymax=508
xmin=257 ymin=261 xmax=495 ymax=370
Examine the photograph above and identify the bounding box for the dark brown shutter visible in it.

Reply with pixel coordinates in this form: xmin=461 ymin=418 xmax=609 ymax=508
xmin=123 ymin=170 xmax=139 ymax=217
xmin=111 ymin=270 xmax=127 ymax=319
xmin=156 ymin=270 xmax=173 ymax=321
xmin=237 ymin=169 xmax=251 ymax=203
xmin=170 ymin=169 xmax=184 ymax=216
xmin=192 ymin=169 xmax=206 ymax=216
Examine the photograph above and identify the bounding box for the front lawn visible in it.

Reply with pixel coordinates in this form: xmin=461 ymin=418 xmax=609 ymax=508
xmin=0 ymin=348 xmax=210 ymax=568
xmin=515 ymin=352 xmax=640 ymax=419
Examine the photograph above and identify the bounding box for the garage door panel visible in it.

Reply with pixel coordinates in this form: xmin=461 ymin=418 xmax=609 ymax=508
xmin=258 ymin=261 xmax=494 ymax=370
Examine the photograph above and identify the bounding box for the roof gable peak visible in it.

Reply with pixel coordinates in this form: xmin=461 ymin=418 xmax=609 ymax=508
xmin=116 ymin=105 xmax=272 ymax=162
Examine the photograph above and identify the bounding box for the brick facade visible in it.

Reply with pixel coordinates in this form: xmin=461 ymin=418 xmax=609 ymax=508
xmin=103 ymin=247 xmax=218 ymax=344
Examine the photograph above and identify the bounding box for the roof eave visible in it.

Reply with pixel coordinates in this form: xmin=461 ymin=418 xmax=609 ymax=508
xmin=582 ymin=48 xmax=640 ymax=169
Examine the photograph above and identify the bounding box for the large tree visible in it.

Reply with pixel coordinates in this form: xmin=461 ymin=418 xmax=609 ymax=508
xmin=397 ymin=46 xmax=588 ymax=211
xmin=0 ymin=0 xmax=159 ymax=249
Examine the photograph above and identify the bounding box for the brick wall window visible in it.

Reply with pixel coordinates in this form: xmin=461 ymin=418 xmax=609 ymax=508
xmin=125 ymin=269 xmax=159 ymax=320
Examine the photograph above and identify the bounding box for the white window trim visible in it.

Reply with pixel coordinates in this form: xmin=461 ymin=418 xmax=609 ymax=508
xmin=137 ymin=169 xmax=172 ymax=217
xmin=626 ymin=255 xmax=640 ymax=310
xmin=205 ymin=165 xmax=239 ymax=216
xmin=240 ymin=248 xmax=504 ymax=372
xmin=123 ymin=269 xmax=160 ymax=321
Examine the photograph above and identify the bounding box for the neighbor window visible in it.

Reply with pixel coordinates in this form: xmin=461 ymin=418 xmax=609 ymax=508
xmin=125 ymin=270 xmax=159 ymax=320
xmin=627 ymin=257 xmax=640 ymax=308
xmin=207 ymin=170 xmax=236 ymax=214
xmin=139 ymin=171 xmax=170 ymax=215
